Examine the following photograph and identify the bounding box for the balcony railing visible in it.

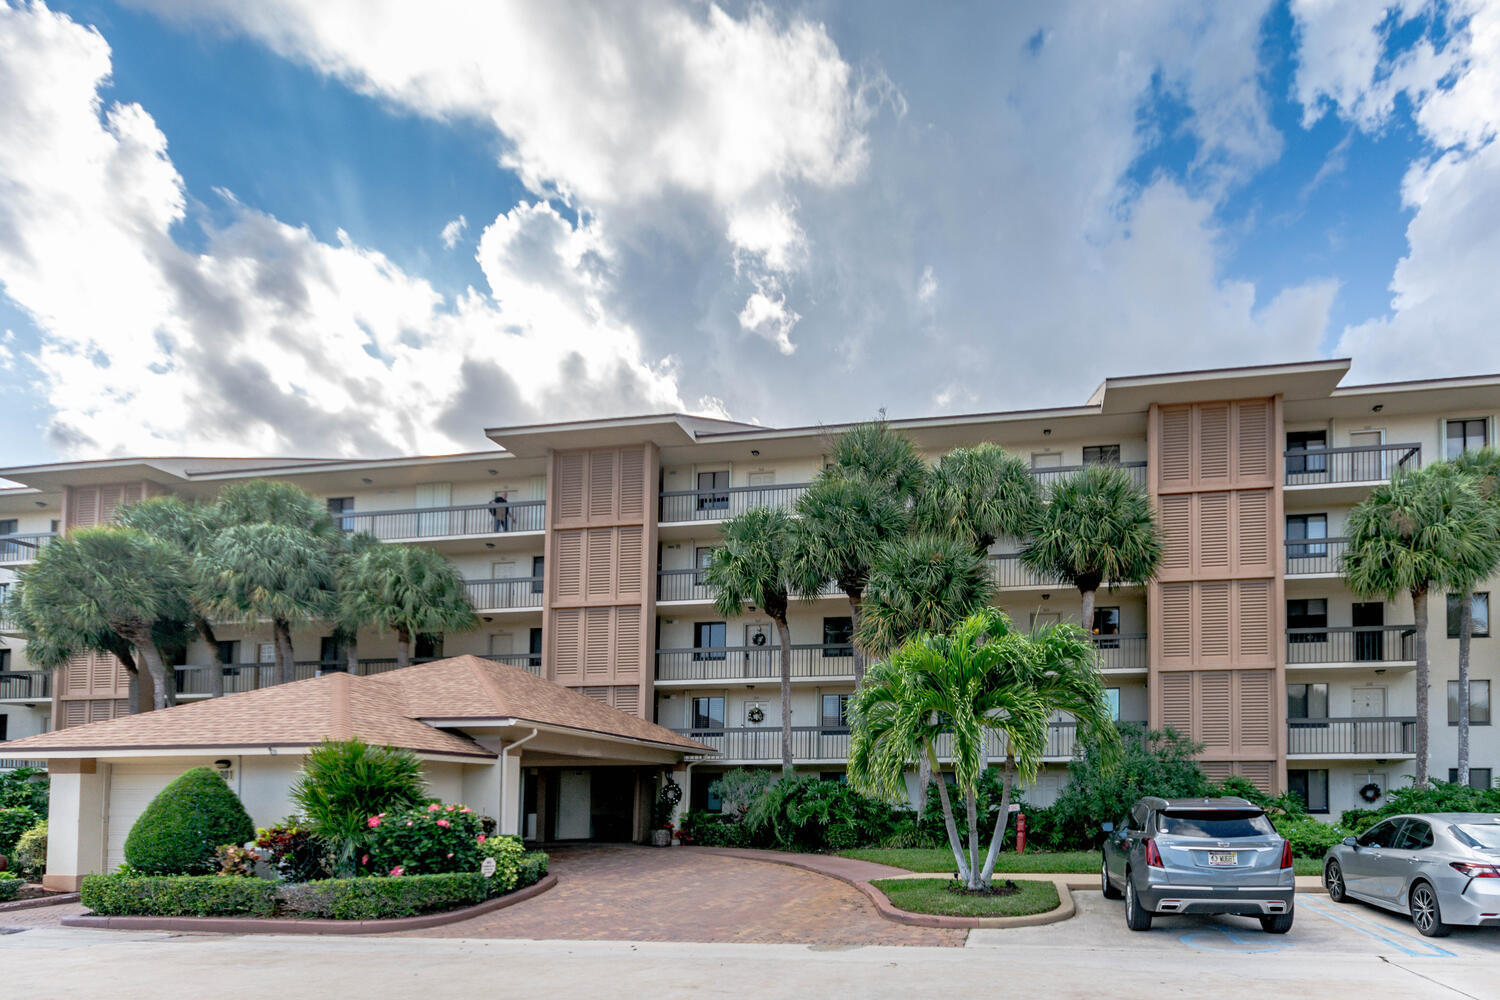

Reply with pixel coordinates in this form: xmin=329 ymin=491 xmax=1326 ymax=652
xmin=0 ymin=670 xmax=51 ymax=699
xmin=0 ymin=759 xmax=46 ymax=772
xmin=670 ymin=720 xmax=1133 ymax=763
xmin=1028 ymin=462 xmax=1148 ymax=490
xmin=1284 ymin=537 xmax=1347 ymax=576
xmin=656 ymin=643 xmax=855 ymax=682
xmin=1093 ymin=634 xmax=1148 ymax=671
xmin=658 ymin=483 xmax=810 ymax=523
xmin=0 ymin=532 xmax=57 ymax=564
xmin=333 ymin=500 xmax=545 ymax=540
xmin=465 ymin=576 xmax=544 ymax=611
xmin=986 ymin=553 xmax=1064 ymax=589
xmin=1287 ymin=717 xmax=1416 ymax=756
xmin=1284 ymin=443 xmax=1421 ymax=487
xmin=174 ymin=651 xmax=542 ymax=694
xmin=655 ymin=569 xmax=840 ymax=603
xmin=1286 ymin=625 xmax=1416 ymax=665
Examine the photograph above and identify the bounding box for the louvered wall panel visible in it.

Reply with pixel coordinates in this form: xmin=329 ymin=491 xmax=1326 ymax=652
xmin=1159 ymin=495 xmax=1191 ymax=572
xmin=1198 ymin=494 xmax=1230 ymax=570
xmin=66 ymin=653 xmax=90 ymax=694
xmin=1199 ymin=761 xmax=1233 ymax=782
xmin=1197 ymin=582 xmax=1231 ymax=660
xmin=1159 ymin=407 xmax=1192 ymax=486
xmin=553 ymin=532 xmax=583 ymax=598
xmin=1160 ymin=673 xmax=1193 ymax=731
xmin=552 ymin=609 xmax=582 ymax=681
xmin=1236 ymin=491 xmax=1270 ymax=570
xmin=583 ymin=607 xmax=613 ymax=675
xmin=588 ymin=450 xmax=616 ymax=520
xmin=618 ymin=448 xmax=645 ymax=518
xmin=615 ymin=614 xmax=641 ymax=678
xmin=69 ymin=487 xmax=99 ymax=529
xmin=612 ymin=686 xmax=639 ymax=716
xmin=1198 ymin=672 xmax=1231 ymax=750
xmin=1198 ymin=404 xmax=1230 ymax=481
xmin=64 ymin=701 xmax=87 ymax=727
xmin=1237 ymin=671 xmax=1273 ymax=750
xmin=1237 ymin=761 xmax=1273 ymax=792
xmin=1236 ymin=581 xmax=1273 ymax=661
xmin=617 ymin=526 xmax=643 ymax=596
xmin=582 ymin=687 xmax=609 ymax=703
xmin=1237 ymin=400 xmax=1271 ymax=479
xmin=556 ymin=453 xmax=586 ymax=522
xmin=1160 ymin=584 xmax=1193 ymax=661
xmin=98 ymin=485 xmax=124 ymax=524
xmin=585 ymin=528 xmax=614 ymax=599
xmin=91 ymin=653 xmax=118 ymax=691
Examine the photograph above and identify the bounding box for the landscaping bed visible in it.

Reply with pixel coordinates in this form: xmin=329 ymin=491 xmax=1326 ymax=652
xmin=840 ymin=848 xmax=1099 ymax=873
xmin=871 ymin=877 xmax=1060 ymax=918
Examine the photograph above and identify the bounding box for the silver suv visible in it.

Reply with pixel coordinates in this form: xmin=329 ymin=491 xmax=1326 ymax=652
xmin=1101 ymin=796 xmax=1296 ymax=932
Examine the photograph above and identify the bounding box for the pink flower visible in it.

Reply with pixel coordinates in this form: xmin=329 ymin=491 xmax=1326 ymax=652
xmin=436 ymin=819 xmax=450 ymax=828
xmin=428 ymin=803 xmax=441 ymax=811
xmin=390 ymin=866 xmax=405 ymax=877
xmin=460 ymin=807 xmax=471 ymax=814
xmin=446 ymin=804 xmax=455 ymax=812
xmin=361 ymin=854 xmax=369 ymax=865
xmin=446 ymin=852 xmax=454 ymax=858
xmin=367 ymin=816 xmax=381 ymax=828
xmin=406 ymin=820 xmax=413 ymax=827
xmin=476 ymin=835 xmax=486 ymax=844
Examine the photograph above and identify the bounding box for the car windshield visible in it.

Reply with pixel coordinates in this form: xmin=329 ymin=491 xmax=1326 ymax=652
xmin=1453 ymin=824 xmax=1500 ymax=850
xmin=1157 ymin=809 xmax=1274 ymax=838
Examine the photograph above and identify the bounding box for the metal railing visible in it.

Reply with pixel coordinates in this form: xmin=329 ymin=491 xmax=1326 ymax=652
xmin=1284 ymin=443 xmax=1421 ymax=487
xmin=1284 ymin=537 xmax=1347 ymax=576
xmin=333 ymin=500 xmax=545 ymax=540
xmin=671 ymin=721 xmax=1133 ymax=763
xmin=656 ymin=643 xmax=855 ymax=682
xmin=1093 ymin=634 xmax=1148 ymax=671
xmin=465 ymin=576 xmax=544 ymax=610
xmin=658 ymin=482 xmax=810 ymax=523
xmin=0 ymin=532 xmax=57 ymax=564
xmin=986 ymin=553 xmax=1065 ymax=589
xmin=0 ymin=670 xmax=50 ymax=699
xmin=655 ymin=569 xmax=839 ymax=603
xmin=1286 ymin=625 xmax=1416 ymax=664
xmin=174 ymin=651 xmax=543 ymax=695
xmin=1028 ymin=462 xmax=1148 ymax=490
xmin=0 ymin=759 xmax=46 ymax=771
xmin=1287 ymin=717 xmax=1417 ymax=756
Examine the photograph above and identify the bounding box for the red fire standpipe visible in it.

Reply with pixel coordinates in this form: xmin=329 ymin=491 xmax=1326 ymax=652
xmin=1016 ymin=811 xmax=1027 ymax=854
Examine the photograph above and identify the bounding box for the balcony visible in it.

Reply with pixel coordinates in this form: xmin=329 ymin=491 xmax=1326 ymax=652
xmin=655 ymin=569 xmax=840 ymax=604
xmin=1029 ymin=462 xmax=1148 ymax=491
xmin=1284 ymin=443 xmax=1421 ymax=488
xmin=1093 ymin=634 xmax=1148 ymax=672
xmin=333 ymin=500 xmax=544 ymax=541
xmin=986 ymin=553 xmax=1064 ymax=590
xmin=0 ymin=759 xmax=46 ymax=772
xmin=658 ymin=483 xmax=810 ymax=524
xmin=173 ymin=652 xmax=542 ymax=695
xmin=1287 ymin=717 xmax=1417 ymax=758
xmin=0 ymin=532 xmax=57 ymax=565
xmin=465 ymin=576 xmax=544 ymax=611
xmin=670 ymin=720 xmax=1123 ymax=764
xmin=1286 ymin=625 xmax=1416 ymax=667
xmin=0 ymin=670 xmax=51 ymax=700
xmin=1284 ymin=537 xmax=1347 ymax=577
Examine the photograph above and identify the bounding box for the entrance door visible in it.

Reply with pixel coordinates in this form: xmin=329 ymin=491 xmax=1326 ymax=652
xmin=1353 ymin=602 xmax=1384 ymax=662
xmin=414 ymin=482 xmax=452 ymax=537
xmin=1351 ymin=687 xmax=1386 ymax=756
xmin=555 ymin=770 xmax=592 ymax=839
xmin=1349 ymin=430 xmax=1385 ymax=481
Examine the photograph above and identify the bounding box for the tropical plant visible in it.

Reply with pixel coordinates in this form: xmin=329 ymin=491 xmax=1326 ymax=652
xmin=706 ymin=768 xmax=778 ymax=817
xmin=0 ymin=805 xmax=39 ymax=858
xmin=914 ymin=443 xmax=1040 ymax=555
xmin=365 ymin=802 xmax=485 ymax=876
xmin=341 ymin=544 xmax=478 ymax=668
xmin=855 ymin=534 xmax=995 ymax=656
xmin=1021 ymin=464 xmax=1161 ymax=633
xmin=848 ymin=607 xmax=1116 ymax=889
xmin=12 ymin=820 xmax=47 ymax=882
xmin=707 ymin=506 xmax=800 ymax=775
xmin=254 ymin=822 xmax=328 ymax=883
xmin=0 ymin=765 xmax=47 ymax=814
xmin=290 ymin=738 xmax=427 ymax=876
xmin=824 ymin=419 xmax=928 ymax=501
xmin=1343 ymin=464 xmax=1494 ymax=786
xmin=122 ymin=767 xmax=255 ymax=875
xmin=1048 ymin=724 xmax=1209 ymax=850
xmin=742 ymin=776 xmax=904 ymax=852
xmin=15 ymin=526 xmax=194 ymax=710
xmin=1447 ymin=449 xmax=1500 ymax=786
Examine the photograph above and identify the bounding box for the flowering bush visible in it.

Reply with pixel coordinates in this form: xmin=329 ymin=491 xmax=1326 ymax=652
xmin=365 ymin=803 xmax=485 ymax=876
xmin=215 ymin=843 xmax=259 ymax=877
xmin=254 ymin=823 xmax=329 ymax=883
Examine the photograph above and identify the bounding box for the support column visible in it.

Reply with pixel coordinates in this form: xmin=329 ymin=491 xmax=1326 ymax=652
xmin=498 ymin=751 xmax=524 ymax=837
xmin=43 ymin=758 xmax=105 ymax=891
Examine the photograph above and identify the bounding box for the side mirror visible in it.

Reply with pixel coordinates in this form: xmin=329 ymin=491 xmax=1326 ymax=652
xmin=1343 ymin=836 xmax=1358 ymax=848
xmin=1101 ymin=822 xmax=1115 ymax=833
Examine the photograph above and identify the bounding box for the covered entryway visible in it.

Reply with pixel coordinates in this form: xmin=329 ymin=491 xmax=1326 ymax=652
xmin=524 ymin=766 xmax=653 ymax=843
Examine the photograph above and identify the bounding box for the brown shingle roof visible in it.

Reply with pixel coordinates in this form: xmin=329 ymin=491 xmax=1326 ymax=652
xmin=2 ymin=655 xmax=710 ymax=756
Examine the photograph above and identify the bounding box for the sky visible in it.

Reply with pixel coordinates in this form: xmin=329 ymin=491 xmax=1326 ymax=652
xmin=0 ymin=0 xmax=1497 ymax=463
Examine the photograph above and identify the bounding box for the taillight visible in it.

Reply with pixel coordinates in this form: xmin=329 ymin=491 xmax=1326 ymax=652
xmin=1280 ymin=839 xmax=1294 ymax=870
xmin=1145 ymin=838 xmax=1163 ymax=868
xmin=1450 ymin=861 xmax=1500 ymax=878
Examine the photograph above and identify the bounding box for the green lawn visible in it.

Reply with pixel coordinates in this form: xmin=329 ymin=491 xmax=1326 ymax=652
xmin=871 ymin=877 xmax=1060 ymax=917
xmin=839 ymin=848 xmax=1100 ymax=873
xmin=1294 ymin=857 xmax=1323 ymax=877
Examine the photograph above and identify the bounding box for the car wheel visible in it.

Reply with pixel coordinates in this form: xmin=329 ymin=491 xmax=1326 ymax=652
xmin=1124 ymin=873 xmax=1152 ymax=931
xmin=1101 ymin=858 xmax=1123 ymax=899
xmin=1409 ymin=881 xmax=1451 ymax=938
xmin=1259 ymin=910 xmax=1294 ymax=934
xmin=1324 ymin=860 xmax=1348 ymax=903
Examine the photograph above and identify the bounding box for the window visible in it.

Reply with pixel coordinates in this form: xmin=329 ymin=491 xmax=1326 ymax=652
xmin=1287 ymin=599 xmax=1328 ymax=643
xmin=1286 ymin=770 xmax=1329 ymax=814
xmin=696 ymin=471 xmax=729 ymax=511
xmin=0 ymin=518 xmax=15 ymax=536
xmin=1092 ymin=606 xmax=1120 ymax=648
xmin=1447 ymin=593 xmax=1490 ymax=638
xmin=1446 ymin=418 xmax=1488 ymax=459
xmin=1285 ymin=514 xmax=1328 ymax=558
xmin=1357 ymin=819 xmax=1402 ymax=849
xmin=0 ymin=648 xmax=10 ymax=672
xmin=694 ymin=546 xmax=717 ymax=585
xmin=821 ymin=693 xmax=850 ymax=730
xmin=1448 ymin=768 xmax=1494 ymax=790
xmin=1104 ymin=687 xmax=1121 ymax=721
xmin=531 ymin=556 xmax=545 ymax=595
xmin=691 ymin=696 xmax=725 ymax=730
xmin=0 ymin=583 xmax=8 ymax=610
xmin=0 ymin=715 xmax=5 ymax=741
xmin=1393 ymin=819 xmax=1434 ymax=850
xmin=1158 ymin=809 xmax=1274 ymax=838
xmin=257 ymin=642 xmax=276 ymax=664
xmin=1285 ymin=431 xmax=1327 ymax=475
xmin=1031 ymin=452 xmax=1062 ymax=470
xmin=823 ymin=616 xmax=853 ymax=657
xmin=319 ymin=635 xmax=344 ymax=668
xmin=326 ymin=497 xmax=353 ymax=531
xmin=528 ymin=627 xmax=543 ymax=668
xmin=215 ymin=640 xmax=239 ymax=666
xmin=414 ymin=633 xmax=443 ymax=660
xmin=1083 ymin=444 xmax=1121 ymax=466
xmin=1287 ymin=683 xmax=1329 ymax=719
xmin=1447 ymin=680 xmax=1491 ymax=725
xmin=692 ymin=621 xmax=726 ymax=661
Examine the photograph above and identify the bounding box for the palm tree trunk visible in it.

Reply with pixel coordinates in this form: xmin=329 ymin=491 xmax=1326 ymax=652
xmin=927 ymin=744 xmax=970 ymax=882
xmin=1458 ymin=594 xmax=1473 ymax=787
xmin=396 ymin=625 xmax=412 ymax=670
xmin=847 ymin=591 xmax=865 ymax=687
xmin=965 ymin=787 xmax=981 ymax=889
xmin=775 ymin=616 xmax=793 ymax=777
xmin=195 ymin=617 xmax=224 ymax=698
xmin=1079 ymin=587 xmax=1096 ymax=635
xmin=345 ymin=632 xmax=360 ymax=675
xmin=979 ymin=753 xmax=1016 ymax=888
xmin=134 ymin=640 xmax=173 ymax=712
xmin=1412 ymin=587 xmax=1430 ymax=788
xmin=274 ymin=618 xmax=296 ymax=686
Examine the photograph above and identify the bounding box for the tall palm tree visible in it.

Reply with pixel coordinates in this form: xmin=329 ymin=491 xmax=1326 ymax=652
xmin=342 ymin=544 xmax=478 ymax=668
xmin=15 ymin=527 xmax=193 ymax=710
xmin=855 ymin=534 xmax=995 ymax=656
xmin=848 ymin=607 xmax=1115 ymax=889
xmin=914 ymin=443 xmax=1040 ymax=555
xmin=1021 ymin=465 xmax=1161 ymax=634
xmin=4 ymin=587 xmax=145 ymax=709
xmin=1343 ymin=464 xmax=1493 ymax=787
xmin=825 ymin=419 xmax=928 ymax=501
xmin=707 ymin=506 xmax=799 ymax=775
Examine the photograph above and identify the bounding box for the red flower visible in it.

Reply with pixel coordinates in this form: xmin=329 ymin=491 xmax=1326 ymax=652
xmin=367 ymin=816 xmax=382 ymax=828
xmin=390 ymin=865 xmax=405 ymax=877
xmin=436 ymin=818 xmax=450 ymax=828
xmin=477 ymin=834 xmax=486 ymax=844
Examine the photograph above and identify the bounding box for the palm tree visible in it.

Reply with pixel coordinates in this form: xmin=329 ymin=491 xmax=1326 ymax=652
xmin=1021 ymin=464 xmax=1161 ymax=634
xmin=342 ymin=544 xmax=478 ymax=668
xmin=707 ymin=507 xmax=798 ymax=775
xmin=331 ymin=531 xmax=383 ymax=673
xmin=848 ymin=607 xmax=1115 ymax=889
xmin=824 ymin=419 xmax=927 ymax=501
xmin=15 ymin=527 xmax=193 ymax=710
xmin=914 ymin=443 xmax=1040 ymax=555
xmin=1343 ymin=464 xmax=1493 ymax=787
xmin=855 ymin=534 xmax=996 ymax=656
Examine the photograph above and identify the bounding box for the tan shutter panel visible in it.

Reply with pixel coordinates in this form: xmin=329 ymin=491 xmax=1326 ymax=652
xmin=1236 ymin=400 xmax=1271 ymax=480
xmin=583 ymin=607 xmax=612 ymax=675
xmin=64 ymin=701 xmax=87 ymax=727
xmin=1236 ymin=580 xmax=1272 ymax=661
xmin=1159 ymin=407 xmax=1191 ymax=485
xmin=553 ymin=532 xmax=583 ymax=598
xmin=1199 ymin=760 xmax=1232 ymax=782
xmin=552 ymin=608 xmax=582 ymax=680
xmin=618 ymin=448 xmax=645 ymax=519
xmin=1237 ymin=760 xmax=1273 ymax=792
xmin=1197 ymin=494 xmax=1230 ymax=571
xmin=1237 ymin=670 xmax=1272 ymax=749
xmin=122 ymin=483 xmax=143 ymax=506
xmin=582 ymin=686 xmax=609 ymax=703
xmin=1198 ymin=582 xmax=1231 ymax=660
xmin=611 ymin=686 xmax=640 ymax=716
xmin=1158 ymin=495 xmax=1191 ymax=573
xmin=615 ymin=613 xmax=641 ymax=679
xmin=585 ymin=528 xmax=614 ymax=599
xmin=556 ymin=453 xmax=586 ymax=522
xmin=588 ymin=450 xmax=616 ymax=521
xmin=99 ymin=485 xmax=125 ymax=524
xmin=66 ymin=653 xmax=91 ymax=694
xmin=70 ymin=487 xmax=99 ymax=528
xmin=91 ymin=653 xmax=118 ymax=691
xmin=616 ymin=525 xmax=643 ymax=596
xmin=1160 ymin=673 xmax=1192 ymax=731
xmin=1160 ymin=584 xmax=1192 ymax=661
xmin=1199 ymin=671 xmax=1231 ymax=750
xmin=1235 ymin=491 xmax=1270 ymax=570
xmin=1198 ymin=404 xmax=1230 ymax=481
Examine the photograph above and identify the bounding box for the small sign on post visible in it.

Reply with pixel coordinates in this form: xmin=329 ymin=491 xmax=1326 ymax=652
xmin=481 ymin=856 xmax=497 ymax=879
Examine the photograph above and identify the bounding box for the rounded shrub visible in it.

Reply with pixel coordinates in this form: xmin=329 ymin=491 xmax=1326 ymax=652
xmin=0 ymin=871 xmax=20 ymax=902
xmin=123 ymin=767 xmax=255 ymax=875
xmin=13 ymin=821 xmax=47 ymax=882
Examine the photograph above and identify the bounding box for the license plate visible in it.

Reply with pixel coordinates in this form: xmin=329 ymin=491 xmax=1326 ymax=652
xmin=1207 ymin=852 xmax=1238 ymax=866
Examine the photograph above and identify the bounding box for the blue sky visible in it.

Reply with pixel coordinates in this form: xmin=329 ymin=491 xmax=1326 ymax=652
xmin=0 ymin=1 xmax=1495 ymax=462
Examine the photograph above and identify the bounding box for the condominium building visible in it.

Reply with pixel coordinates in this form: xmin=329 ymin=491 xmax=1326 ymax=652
xmin=0 ymin=358 xmax=1496 ymax=823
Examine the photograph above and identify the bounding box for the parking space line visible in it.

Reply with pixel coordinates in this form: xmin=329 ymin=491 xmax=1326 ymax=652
xmin=1178 ymin=925 xmax=1287 ymax=954
xmin=1298 ymin=898 xmax=1455 ymax=958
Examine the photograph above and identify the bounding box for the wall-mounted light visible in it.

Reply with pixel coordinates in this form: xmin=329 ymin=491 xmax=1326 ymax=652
xmin=361 ymin=477 xmax=374 ymax=485
xmin=1371 ymin=404 xmax=1383 ymax=413
xmin=487 ymin=468 xmax=498 ymax=475
xmin=483 ymin=616 xmax=493 ymax=623
xmin=1041 ymin=593 xmax=1051 ymax=601
xmin=1042 ymin=428 xmax=1052 ymax=436
xmin=214 ymin=759 xmax=233 ymax=770
xmin=33 ymin=501 xmax=46 ymax=507
xmin=750 ymin=449 xmax=760 ymax=457
xmin=485 ymin=542 xmax=495 ymax=549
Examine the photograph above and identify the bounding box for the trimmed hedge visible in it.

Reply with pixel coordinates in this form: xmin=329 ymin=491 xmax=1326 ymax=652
xmin=516 ymin=851 xmax=548 ymax=891
xmin=124 ymin=768 xmax=256 ymax=875
xmin=81 ymin=874 xmax=277 ymax=917
xmin=0 ymin=872 xmax=19 ymax=902
xmin=280 ymin=873 xmax=486 ymax=920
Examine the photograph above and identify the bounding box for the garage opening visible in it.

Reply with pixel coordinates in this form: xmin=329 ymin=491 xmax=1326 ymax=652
xmin=525 ymin=766 xmax=652 ymax=844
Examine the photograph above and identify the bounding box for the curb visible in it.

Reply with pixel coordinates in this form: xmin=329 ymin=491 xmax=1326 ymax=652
xmin=59 ymin=873 xmax=556 ymax=935
xmin=0 ymin=892 xmax=81 ymax=913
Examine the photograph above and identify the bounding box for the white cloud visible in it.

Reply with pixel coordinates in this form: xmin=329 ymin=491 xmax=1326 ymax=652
xmin=439 ymin=214 xmax=467 ymax=249
xmin=916 ymin=265 xmax=937 ymax=304
xmin=736 ymin=283 xmax=799 ymax=356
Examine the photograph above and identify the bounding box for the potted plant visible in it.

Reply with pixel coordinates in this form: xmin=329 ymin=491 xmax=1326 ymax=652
xmin=651 ymin=779 xmax=683 ymax=847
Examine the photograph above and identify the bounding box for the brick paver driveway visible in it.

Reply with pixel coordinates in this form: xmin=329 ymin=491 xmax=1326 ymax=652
xmin=397 ymin=845 xmax=965 ymax=946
